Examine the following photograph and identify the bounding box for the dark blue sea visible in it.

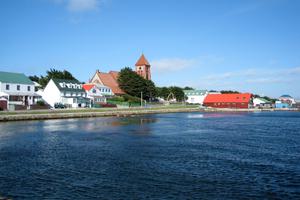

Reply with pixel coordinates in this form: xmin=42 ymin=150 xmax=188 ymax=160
xmin=0 ymin=112 xmax=300 ymax=199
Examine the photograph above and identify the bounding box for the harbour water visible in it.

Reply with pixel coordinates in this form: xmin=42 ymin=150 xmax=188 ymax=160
xmin=0 ymin=112 xmax=299 ymax=199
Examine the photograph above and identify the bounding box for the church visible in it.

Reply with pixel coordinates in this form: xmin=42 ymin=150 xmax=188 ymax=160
xmin=89 ymin=54 xmax=151 ymax=95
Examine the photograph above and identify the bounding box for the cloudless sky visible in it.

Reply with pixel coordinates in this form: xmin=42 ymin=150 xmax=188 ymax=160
xmin=0 ymin=0 xmax=300 ymax=98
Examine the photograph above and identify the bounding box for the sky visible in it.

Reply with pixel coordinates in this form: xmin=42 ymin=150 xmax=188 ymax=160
xmin=0 ymin=0 xmax=300 ymax=98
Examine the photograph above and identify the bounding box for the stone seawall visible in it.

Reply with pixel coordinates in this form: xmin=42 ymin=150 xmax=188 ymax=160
xmin=1 ymin=107 xmax=298 ymax=122
xmin=0 ymin=108 xmax=200 ymax=122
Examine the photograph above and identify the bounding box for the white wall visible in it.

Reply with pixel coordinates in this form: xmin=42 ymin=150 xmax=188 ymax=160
xmin=42 ymin=79 xmax=61 ymax=107
xmin=186 ymin=94 xmax=207 ymax=105
xmin=253 ymin=98 xmax=265 ymax=106
xmin=0 ymin=82 xmax=34 ymax=95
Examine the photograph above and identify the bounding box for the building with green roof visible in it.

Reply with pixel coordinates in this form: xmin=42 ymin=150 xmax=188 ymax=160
xmin=184 ymin=90 xmax=208 ymax=105
xmin=42 ymin=78 xmax=89 ymax=108
xmin=0 ymin=71 xmax=37 ymax=110
xmin=253 ymin=97 xmax=273 ymax=108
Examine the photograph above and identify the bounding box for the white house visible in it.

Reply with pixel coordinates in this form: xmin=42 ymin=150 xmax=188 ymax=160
xmin=42 ymin=79 xmax=89 ymax=108
xmin=184 ymin=90 xmax=208 ymax=105
xmin=253 ymin=97 xmax=272 ymax=108
xmin=83 ymin=83 xmax=113 ymax=106
xmin=279 ymin=95 xmax=296 ymax=105
xmin=0 ymin=71 xmax=38 ymax=110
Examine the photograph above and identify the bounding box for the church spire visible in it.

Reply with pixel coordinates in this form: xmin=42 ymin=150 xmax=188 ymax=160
xmin=135 ymin=54 xmax=151 ymax=80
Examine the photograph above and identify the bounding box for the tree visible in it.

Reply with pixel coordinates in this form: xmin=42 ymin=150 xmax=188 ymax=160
xmin=28 ymin=75 xmax=40 ymax=83
xmin=29 ymin=68 xmax=78 ymax=88
xmin=156 ymin=86 xmax=185 ymax=101
xmin=220 ymin=90 xmax=240 ymax=94
xmin=169 ymin=86 xmax=185 ymax=102
xmin=156 ymin=87 xmax=170 ymax=100
xmin=118 ymin=67 xmax=156 ymax=100
xmin=183 ymin=86 xmax=194 ymax=90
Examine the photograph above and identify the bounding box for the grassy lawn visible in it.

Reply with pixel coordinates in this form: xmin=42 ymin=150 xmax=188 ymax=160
xmin=0 ymin=104 xmax=199 ymax=116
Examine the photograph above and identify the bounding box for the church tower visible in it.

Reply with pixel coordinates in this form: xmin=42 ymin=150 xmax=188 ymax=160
xmin=135 ymin=54 xmax=151 ymax=80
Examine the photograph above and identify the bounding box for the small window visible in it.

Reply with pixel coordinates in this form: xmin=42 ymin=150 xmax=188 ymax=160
xmin=6 ymin=84 xmax=9 ymax=90
xmin=17 ymin=85 xmax=20 ymax=91
xmin=27 ymin=86 xmax=31 ymax=91
xmin=92 ymin=89 xmax=96 ymax=93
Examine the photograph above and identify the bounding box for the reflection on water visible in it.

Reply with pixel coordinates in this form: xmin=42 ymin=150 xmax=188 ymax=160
xmin=0 ymin=112 xmax=300 ymax=200
xmin=187 ymin=112 xmax=248 ymax=118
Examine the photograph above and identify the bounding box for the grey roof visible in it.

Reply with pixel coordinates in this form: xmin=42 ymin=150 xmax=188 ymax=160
xmin=52 ymin=79 xmax=85 ymax=93
xmin=0 ymin=71 xmax=34 ymax=85
xmin=184 ymin=90 xmax=207 ymax=96
xmin=280 ymin=94 xmax=293 ymax=98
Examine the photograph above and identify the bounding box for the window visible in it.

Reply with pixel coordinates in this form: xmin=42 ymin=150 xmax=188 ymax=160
xmin=6 ymin=84 xmax=9 ymax=90
xmin=92 ymin=89 xmax=96 ymax=94
xmin=27 ymin=86 xmax=31 ymax=91
xmin=17 ymin=85 xmax=20 ymax=91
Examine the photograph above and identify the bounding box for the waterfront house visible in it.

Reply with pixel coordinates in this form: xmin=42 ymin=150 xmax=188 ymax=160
xmin=278 ymin=95 xmax=296 ymax=105
xmin=184 ymin=90 xmax=208 ymax=105
xmin=292 ymin=100 xmax=300 ymax=109
xmin=0 ymin=71 xmax=39 ymax=110
xmin=275 ymin=101 xmax=291 ymax=109
xmin=203 ymin=93 xmax=253 ymax=109
xmin=42 ymin=79 xmax=89 ymax=108
xmin=0 ymin=97 xmax=7 ymax=111
xmin=253 ymin=97 xmax=273 ymax=108
xmin=83 ymin=83 xmax=113 ymax=106
xmin=90 ymin=70 xmax=124 ymax=95
xmin=90 ymin=54 xmax=152 ymax=96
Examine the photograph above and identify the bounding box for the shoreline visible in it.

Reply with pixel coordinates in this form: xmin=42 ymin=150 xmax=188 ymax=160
xmin=0 ymin=107 xmax=299 ymax=122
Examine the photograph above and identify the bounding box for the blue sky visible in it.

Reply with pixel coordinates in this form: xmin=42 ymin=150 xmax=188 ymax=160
xmin=0 ymin=0 xmax=300 ymax=98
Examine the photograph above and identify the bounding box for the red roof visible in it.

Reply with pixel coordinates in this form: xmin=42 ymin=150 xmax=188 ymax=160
xmin=204 ymin=93 xmax=252 ymax=103
xmin=82 ymin=84 xmax=95 ymax=91
xmin=135 ymin=54 xmax=150 ymax=66
xmin=96 ymin=71 xmax=125 ymax=95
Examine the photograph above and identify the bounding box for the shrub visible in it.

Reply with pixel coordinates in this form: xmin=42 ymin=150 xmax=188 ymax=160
xmin=123 ymin=94 xmax=141 ymax=103
xmin=36 ymin=100 xmax=45 ymax=106
xmin=109 ymin=96 xmax=125 ymax=102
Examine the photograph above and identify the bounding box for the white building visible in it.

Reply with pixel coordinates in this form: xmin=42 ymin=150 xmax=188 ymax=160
xmin=184 ymin=90 xmax=208 ymax=105
xmin=42 ymin=79 xmax=89 ymax=108
xmin=279 ymin=95 xmax=296 ymax=105
xmin=83 ymin=83 xmax=113 ymax=106
xmin=0 ymin=71 xmax=38 ymax=110
xmin=253 ymin=97 xmax=272 ymax=108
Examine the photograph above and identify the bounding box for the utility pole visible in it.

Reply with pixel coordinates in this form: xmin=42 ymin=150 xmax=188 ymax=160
xmin=141 ymin=91 xmax=143 ymax=108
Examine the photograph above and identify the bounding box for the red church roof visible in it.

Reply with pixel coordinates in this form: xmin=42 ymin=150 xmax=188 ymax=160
xmin=96 ymin=71 xmax=124 ymax=95
xmin=135 ymin=54 xmax=150 ymax=66
xmin=204 ymin=93 xmax=252 ymax=103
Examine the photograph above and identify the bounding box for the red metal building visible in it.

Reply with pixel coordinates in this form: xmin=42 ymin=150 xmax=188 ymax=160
xmin=203 ymin=93 xmax=253 ymax=109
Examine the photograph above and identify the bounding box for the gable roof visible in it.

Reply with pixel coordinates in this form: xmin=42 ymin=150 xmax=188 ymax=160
xmin=0 ymin=71 xmax=34 ymax=85
xmin=256 ymin=97 xmax=271 ymax=103
xmin=83 ymin=83 xmax=95 ymax=91
xmin=204 ymin=93 xmax=252 ymax=103
xmin=95 ymin=71 xmax=124 ymax=95
xmin=280 ymin=94 xmax=293 ymax=98
xmin=184 ymin=90 xmax=207 ymax=96
xmin=135 ymin=54 xmax=150 ymax=66
xmin=52 ymin=78 xmax=85 ymax=93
